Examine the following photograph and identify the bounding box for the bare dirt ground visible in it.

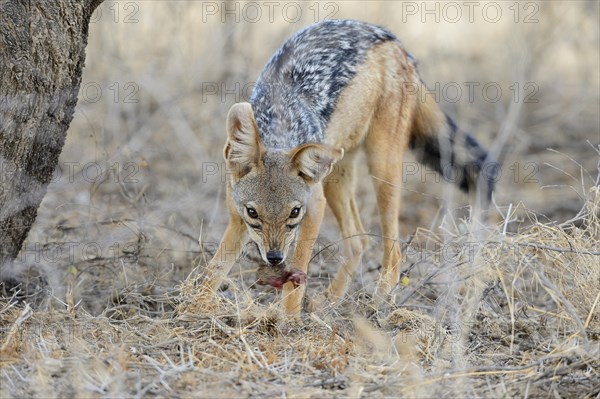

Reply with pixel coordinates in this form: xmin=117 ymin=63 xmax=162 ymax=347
xmin=1 ymin=2 xmax=599 ymax=398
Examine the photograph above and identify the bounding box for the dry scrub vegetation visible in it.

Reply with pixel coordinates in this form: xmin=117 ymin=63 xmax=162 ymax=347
xmin=1 ymin=1 xmax=599 ymax=398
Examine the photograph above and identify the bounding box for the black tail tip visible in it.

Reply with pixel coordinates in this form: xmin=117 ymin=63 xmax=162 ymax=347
xmin=455 ymin=152 xmax=498 ymax=206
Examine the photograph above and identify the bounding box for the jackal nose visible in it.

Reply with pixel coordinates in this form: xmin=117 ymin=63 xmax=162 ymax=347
xmin=266 ymin=250 xmax=284 ymax=265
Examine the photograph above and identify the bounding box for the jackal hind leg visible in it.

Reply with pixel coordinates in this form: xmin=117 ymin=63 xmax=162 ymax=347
xmin=282 ymin=184 xmax=326 ymax=316
xmin=365 ymin=102 xmax=413 ymax=304
xmin=324 ymin=153 xmax=368 ymax=301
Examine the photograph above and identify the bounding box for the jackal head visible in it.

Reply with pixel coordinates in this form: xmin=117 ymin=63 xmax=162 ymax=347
xmin=223 ymin=102 xmax=343 ymax=266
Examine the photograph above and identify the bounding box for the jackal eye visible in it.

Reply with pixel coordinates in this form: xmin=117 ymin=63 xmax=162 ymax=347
xmin=289 ymin=207 xmax=301 ymax=219
xmin=246 ymin=207 xmax=259 ymax=219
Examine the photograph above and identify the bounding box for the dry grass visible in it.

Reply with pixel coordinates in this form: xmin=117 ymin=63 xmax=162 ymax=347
xmin=1 ymin=1 xmax=599 ymax=398
xmin=1 ymin=188 xmax=598 ymax=397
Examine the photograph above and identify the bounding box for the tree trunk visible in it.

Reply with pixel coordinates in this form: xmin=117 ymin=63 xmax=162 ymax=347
xmin=0 ymin=0 xmax=103 ymax=271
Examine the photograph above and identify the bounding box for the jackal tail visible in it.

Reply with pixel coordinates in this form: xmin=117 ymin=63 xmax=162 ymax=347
xmin=409 ymin=84 xmax=497 ymax=203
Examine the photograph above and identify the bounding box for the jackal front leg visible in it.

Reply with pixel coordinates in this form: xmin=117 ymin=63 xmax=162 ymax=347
xmin=323 ymin=155 xmax=367 ymax=302
xmin=200 ymin=213 xmax=247 ymax=296
xmin=282 ymin=184 xmax=326 ymax=316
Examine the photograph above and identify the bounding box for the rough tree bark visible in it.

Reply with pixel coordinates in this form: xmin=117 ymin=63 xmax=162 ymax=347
xmin=0 ymin=0 xmax=104 ymax=272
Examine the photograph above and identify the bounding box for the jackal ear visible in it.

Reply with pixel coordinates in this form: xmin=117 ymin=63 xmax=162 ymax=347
xmin=223 ymin=102 xmax=264 ymax=176
xmin=289 ymin=144 xmax=344 ymax=185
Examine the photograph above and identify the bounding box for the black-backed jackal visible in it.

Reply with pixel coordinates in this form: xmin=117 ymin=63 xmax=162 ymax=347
xmin=201 ymin=19 xmax=494 ymax=315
